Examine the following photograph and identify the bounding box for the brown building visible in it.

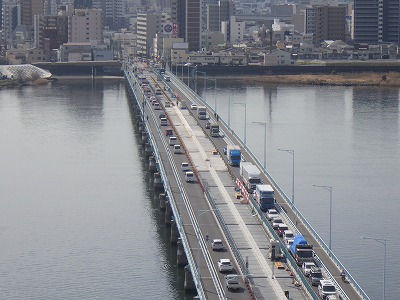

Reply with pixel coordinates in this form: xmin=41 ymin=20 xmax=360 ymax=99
xmin=305 ymin=5 xmax=346 ymax=45
xmin=18 ymin=0 xmax=45 ymax=38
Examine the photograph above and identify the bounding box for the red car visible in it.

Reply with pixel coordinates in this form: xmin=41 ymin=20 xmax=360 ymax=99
xmin=277 ymin=223 xmax=289 ymax=237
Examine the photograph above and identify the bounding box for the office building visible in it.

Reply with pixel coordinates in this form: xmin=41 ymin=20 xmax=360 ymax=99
xmin=354 ymin=0 xmax=400 ymax=44
xmin=68 ymin=9 xmax=103 ymax=43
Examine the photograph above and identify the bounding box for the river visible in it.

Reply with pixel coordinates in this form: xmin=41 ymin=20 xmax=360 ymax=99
xmin=0 ymin=77 xmax=398 ymax=299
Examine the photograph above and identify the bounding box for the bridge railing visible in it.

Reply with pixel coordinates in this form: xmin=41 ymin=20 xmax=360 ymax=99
xmin=126 ymin=69 xmax=225 ymax=300
xmin=167 ymin=70 xmax=370 ymax=300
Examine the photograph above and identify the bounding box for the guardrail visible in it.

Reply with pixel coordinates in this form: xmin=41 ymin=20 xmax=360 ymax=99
xmin=167 ymin=70 xmax=370 ymax=300
xmin=125 ymin=70 xmax=225 ymax=299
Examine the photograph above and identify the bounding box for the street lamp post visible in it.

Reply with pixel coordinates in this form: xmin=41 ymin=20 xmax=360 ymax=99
xmin=234 ymin=102 xmax=247 ymax=144
xmin=313 ymin=185 xmax=332 ymax=249
xmin=197 ymin=209 xmax=218 ymax=278
xmin=278 ymin=149 xmax=295 ymax=204
xmin=228 ymin=96 xmax=231 ymax=127
xmin=196 ymin=71 xmax=207 ymax=101
xmin=363 ymin=236 xmax=386 ymax=300
xmin=252 ymin=122 xmax=267 ymax=168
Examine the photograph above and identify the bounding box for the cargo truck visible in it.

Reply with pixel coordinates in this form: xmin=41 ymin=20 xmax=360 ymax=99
xmin=290 ymin=235 xmax=314 ymax=266
xmin=239 ymin=162 xmax=262 ymax=191
xmin=226 ymin=144 xmax=241 ymax=166
xmin=210 ymin=123 xmax=220 ymax=137
xmin=197 ymin=106 xmax=207 ymax=120
xmin=254 ymin=184 xmax=275 ymax=211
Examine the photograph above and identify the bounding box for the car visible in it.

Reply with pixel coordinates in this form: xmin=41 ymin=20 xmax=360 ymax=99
xmin=271 ymin=217 xmax=283 ymax=229
xmin=165 ymin=128 xmax=173 ymax=136
xmin=205 ymin=121 xmax=211 ymax=129
xmin=185 ymin=171 xmax=194 ymax=182
xmin=266 ymin=208 xmax=279 ymax=220
xmin=190 ymin=103 xmax=198 ymax=110
xmin=318 ymin=280 xmax=336 ymax=299
xmin=283 ymin=230 xmax=294 ymax=243
xmin=181 ymin=162 xmax=190 ymax=172
xmin=302 ymin=261 xmax=316 ymax=277
xmin=310 ymin=266 xmax=323 ymax=286
xmin=225 ymin=274 xmax=240 ymax=291
xmin=285 ymin=238 xmax=294 ymax=250
xmin=164 ymin=101 xmax=170 ymax=107
xmin=159 ymin=112 xmax=166 ymax=119
xmin=218 ymin=258 xmax=233 ymax=272
xmin=277 ymin=223 xmax=289 ymax=237
xmin=223 ymin=147 xmax=227 ymax=155
xmin=173 ymin=144 xmax=181 ymax=154
xmin=211 ymin=239 xmax=224 ymax=251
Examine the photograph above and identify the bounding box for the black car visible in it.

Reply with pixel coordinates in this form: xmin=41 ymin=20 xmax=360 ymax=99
xmin=205 ymin=121 xmax=211 ymax=129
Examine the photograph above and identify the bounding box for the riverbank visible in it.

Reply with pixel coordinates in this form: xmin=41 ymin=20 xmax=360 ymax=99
xmin=242 ymin=72 xmax=400 ymax=86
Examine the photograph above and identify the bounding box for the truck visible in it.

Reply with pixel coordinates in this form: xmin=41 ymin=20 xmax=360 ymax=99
xmin=239 ymin=162 xmax=262 ymax=191
xmin=210 ymin=123 xmax=220 ymax=137
xmin=226 ymin=144 xmax=241 ymax=166
xmin=197 ymin=106 xmax=207 ymax=120
xmin=254 ymin=184 xmax=275 ymax=212
xmin=289 ymin=235 xmax=314 ymax=266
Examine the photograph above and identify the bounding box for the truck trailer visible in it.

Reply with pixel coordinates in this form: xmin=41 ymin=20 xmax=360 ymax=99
xmin=290 ymin=235 xmax=314 ymax=266
xmin=226 ymin=144 xmax=241 ymax=166
xmin=254 ymin=184 xmax=275 ymax=211
xmin=239 ymin=162 xmax=262 ymax=191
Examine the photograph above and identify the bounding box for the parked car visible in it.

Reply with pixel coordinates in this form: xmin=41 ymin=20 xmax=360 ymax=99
xmin=218 ymin=258 xmax=233 ymax=272
xmin=266 ymin=208 xmax=279 ymax=221
xmin=302 ymin=261 xmax=316 ymax=277
xmin=211 ymin=239 xmax=224 ymax=251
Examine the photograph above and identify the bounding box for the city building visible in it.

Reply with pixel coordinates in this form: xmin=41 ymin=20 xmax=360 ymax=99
xmin=2 ymin=0 xmax=18 ymax=43
xmin=305 ymin=5 xmax=346 ymax=45
xmin=68 ymin=9 xmax=103 ymax=43
xmin=353 ymin=0 xmax=400 ymax=45
xmin=18 ymin=0 xmax=45 ymax=38
xmin=34 ymin=15 xmax=68 ymax=60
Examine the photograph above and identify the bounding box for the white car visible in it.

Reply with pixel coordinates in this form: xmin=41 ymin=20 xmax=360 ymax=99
xmin=271 ymin=217 xmax=283 ymax=229
xmin=266 ymin=208 xmax=279 ymax=220
xmin=283 ymin=230 xmax=294 ymax=243
xmin=318 ymin=280 xmax=336 ymax=299
xmin=190 ymin=103 xmax=198 ymax=110
xmin=211 ymin=239 xmax=224 ymax=251
xmin=302 ymin=261 xmax=316 ymax=276
xmin=218 ymin=259 xmax=233 ymax=272
xmin=181 ymin=162 xmax=190 ymax=172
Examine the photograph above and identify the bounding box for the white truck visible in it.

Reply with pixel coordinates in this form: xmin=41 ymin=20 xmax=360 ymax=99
xmin=239 ymin=162 xmax=262 ymax=191
xmin=197 ymin=106 xmax=207 ymax=120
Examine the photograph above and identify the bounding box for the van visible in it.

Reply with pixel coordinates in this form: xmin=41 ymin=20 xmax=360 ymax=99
xmin=160 ymin=117 xmax=168 ymax=126
xmin=169 ymin=136 xmax=177 ymax=146
xmin=185 ymin=171 xmax=194 ymax=182
xmin=173 ymin=144 xmax=181 ymax=154
xmin=310 ymin=266 xmax=323 ymax=286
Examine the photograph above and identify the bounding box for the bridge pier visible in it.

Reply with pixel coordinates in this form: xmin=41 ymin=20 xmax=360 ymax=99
xmin=177 ymin=239 xmax=188 ymax=267
xmin=165 ymin=200 xmax=172 ymax=226
xmin=141 ymin=132 xmax=148 ymax=144
xmin=170 ymin=220 xmax=179 ymax=244
xmin=184 ymin=265 xmax=196 ymax=292
xmin=145 ymin=142 xmax=153 ymax=157
xmin=159 ymin=193 xmax=166 ymax=211
xmin=148 ymin=156 xmax=157 ymax=172
xmin=154 ymin=172 xmax=163 ymax=189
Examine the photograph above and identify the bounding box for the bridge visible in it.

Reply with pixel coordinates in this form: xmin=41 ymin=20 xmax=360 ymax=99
xmin=124 ymin=62 xmax=369 ymax=300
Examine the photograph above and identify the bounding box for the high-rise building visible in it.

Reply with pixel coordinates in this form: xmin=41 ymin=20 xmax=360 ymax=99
xmin=171 ymin=0 xmax=201 ymax=51
xmin=92 ymin=0 xmax=126 ymax=30
xmin=68 ymin=9 xmax=103 ymax=42
xmin=207 ymin=0 xmax=235 ymax=32
xmin=34 ymin=15 xmax=68 ymax=59
xmin=305 ymin=5 xmax=346 ymax=45
xmin=74 ymin=0 xmax=93 ymax=9
xmin=18 ymin=0 xmax=44 ymax=28
xmin=354 ymin=0 xmax=400 ymax=44
xmin=2 ymin=0 xmax=18 ymax=42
